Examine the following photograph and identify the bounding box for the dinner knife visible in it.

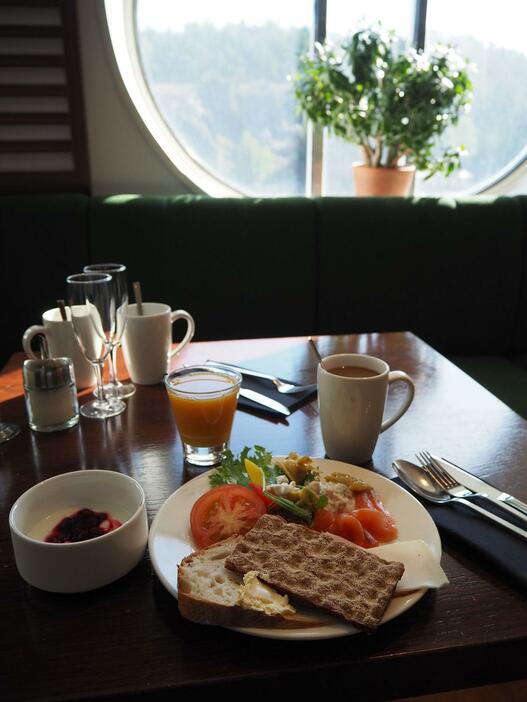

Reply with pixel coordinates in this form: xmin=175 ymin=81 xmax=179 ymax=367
xmin=206 ymin=360 xmax=282 ymax=383
xmin=432 ymin=455 xmax=527 ymax=519
xmin=238 ymin=388 xmax=291 ymax=417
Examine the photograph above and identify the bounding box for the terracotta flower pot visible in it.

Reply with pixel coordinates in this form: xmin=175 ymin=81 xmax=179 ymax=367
xmin=352 ymin=163 xmax=415 ymax=197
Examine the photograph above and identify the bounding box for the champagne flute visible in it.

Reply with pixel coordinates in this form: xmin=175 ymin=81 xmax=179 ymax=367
xmin=66 ymin=273 xmax=126 ymax=419
xmin=83 ymin=263 xmax=136 ymax=399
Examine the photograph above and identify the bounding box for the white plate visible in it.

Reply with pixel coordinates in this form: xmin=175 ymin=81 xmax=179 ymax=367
xmin=148 ymin=458 xmax=441 ymax=640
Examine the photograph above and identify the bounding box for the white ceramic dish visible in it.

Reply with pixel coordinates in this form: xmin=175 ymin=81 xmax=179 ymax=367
xmin=149 ymin=458 xmax=441 ymax=640
xmin=9 ymin=470 xmax=148 ymax=593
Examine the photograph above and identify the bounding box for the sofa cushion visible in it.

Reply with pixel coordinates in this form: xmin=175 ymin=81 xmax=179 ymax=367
xmin=90 ymin=195 xmax=318 ymax=341
xmin=316 ymin=196 xmax=524 ymax=356
xmin=449 ymin=355 xmax=527 ymax=419
xmin=0 ymin=194 xmax=90 ymax=366
xmin=511 ymin=194 xmax=527 ymax=353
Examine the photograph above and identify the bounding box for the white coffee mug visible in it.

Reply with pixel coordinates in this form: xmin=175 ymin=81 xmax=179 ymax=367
xmin=317 ymin=353 xmax=415 ymax=465
xmin=122 ymin=303 xmax=195 ymax=385
xmin=22 ymin=307 xmax=97 ymax=389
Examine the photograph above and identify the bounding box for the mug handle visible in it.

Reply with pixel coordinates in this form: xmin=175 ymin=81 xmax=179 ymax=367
xmin=169 ymin=310 xmax=195 ymax=359
xmin=380 ymin=371 xmax=415 ymax=433
xmin=22 ymin=325 xmax=48 ymax=360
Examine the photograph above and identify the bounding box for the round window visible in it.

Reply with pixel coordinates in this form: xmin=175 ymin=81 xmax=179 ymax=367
xmin=129 ymin=0 xmax=527 ymax=196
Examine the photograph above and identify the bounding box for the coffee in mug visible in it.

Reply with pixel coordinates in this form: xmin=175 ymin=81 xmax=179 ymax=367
xmin=122 ymin=303 xmax=195 ymax=385
xmin=318 ymin=353 xmax=415 ymax=464
xmin=22 ymin=307 xmax=98 ymax=389
xmin=328 ymin=365 xmax=379 ymax=378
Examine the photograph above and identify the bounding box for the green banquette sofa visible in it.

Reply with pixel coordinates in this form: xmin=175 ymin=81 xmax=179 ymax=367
xmin=2 ymin=193 xmax=527 ymax=417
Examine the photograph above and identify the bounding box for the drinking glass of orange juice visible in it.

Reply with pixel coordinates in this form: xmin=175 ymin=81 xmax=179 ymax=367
xmin=165 ymin=366 xmax=242 ymax=466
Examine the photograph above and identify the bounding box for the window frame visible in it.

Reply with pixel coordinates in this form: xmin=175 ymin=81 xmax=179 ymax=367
xmin=103 ymin=0 xmax=242 ymax=196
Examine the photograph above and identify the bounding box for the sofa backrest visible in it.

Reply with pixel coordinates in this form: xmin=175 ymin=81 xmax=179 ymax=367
xmin=1 ymin=193 xmax=526 ymax=367
xmin=315 ymin=196 xmax=525 ymax=356
xmin=0 ymin=194 xmax=90 ymax=366
xmin=89 ymin=195 xmax=318 ymax=342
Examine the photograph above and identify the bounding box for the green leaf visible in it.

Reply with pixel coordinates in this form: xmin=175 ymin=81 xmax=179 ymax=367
xmin=209 ymin=448 xmax=249 ymax=487
xmin=209 ymin=445 xmax=282 ymax=488
xmin=316 ymin=494 xmax=329 ymax=510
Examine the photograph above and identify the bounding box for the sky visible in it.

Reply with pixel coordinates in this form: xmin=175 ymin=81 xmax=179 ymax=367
xmin=135 ymin=0 xmax=527 ymax=56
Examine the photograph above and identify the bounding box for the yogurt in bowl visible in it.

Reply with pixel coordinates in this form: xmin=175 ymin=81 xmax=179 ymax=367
xmin=9 ymin=470 xmax=148 ymax=593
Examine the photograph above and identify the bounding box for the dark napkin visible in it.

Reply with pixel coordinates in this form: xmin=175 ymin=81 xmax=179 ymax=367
xmin=393 ymin=477 xmax=527 ymax=588
xmin=237 ymin=374 xmax=317 ymax=418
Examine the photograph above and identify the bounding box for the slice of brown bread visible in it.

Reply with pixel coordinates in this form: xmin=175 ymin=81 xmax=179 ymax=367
xmin=225 ymin=514 xmax=405 ymax=631
xmin=177 ymin=535 xmax=322 ymax=628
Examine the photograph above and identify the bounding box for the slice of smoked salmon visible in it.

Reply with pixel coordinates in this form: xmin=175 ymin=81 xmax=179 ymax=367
xmin=312 ymin=510 xmax=371 ymax=547
xmin=360 ymin=525 xmax=379 ymax=548
xmin=354 ymin=489 xmax=389 ymax=514
xmin=334 ymin=513 xmax=366 ymax=547
xmin=352 ymin=508 xmax=398 ymax=544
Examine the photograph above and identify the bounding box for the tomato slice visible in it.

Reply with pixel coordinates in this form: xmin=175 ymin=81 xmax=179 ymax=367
xmin=190 ymin=485 xmax=267 ymax=548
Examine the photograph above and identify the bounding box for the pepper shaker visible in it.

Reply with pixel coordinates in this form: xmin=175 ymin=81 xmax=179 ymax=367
xmin=23 ymin=358 xmax=79 ymax=432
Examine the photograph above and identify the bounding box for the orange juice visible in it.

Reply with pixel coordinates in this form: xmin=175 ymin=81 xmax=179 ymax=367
xmin=167 ymin=372 xmax=239 ymax=447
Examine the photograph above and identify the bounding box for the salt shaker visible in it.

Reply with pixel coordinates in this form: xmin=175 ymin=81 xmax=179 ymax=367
xmin=23 ymin=358 xmax=79 ymax=432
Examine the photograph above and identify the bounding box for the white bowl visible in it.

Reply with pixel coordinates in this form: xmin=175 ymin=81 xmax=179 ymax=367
xmin=9 ymin=470 xmax=148 ymax=593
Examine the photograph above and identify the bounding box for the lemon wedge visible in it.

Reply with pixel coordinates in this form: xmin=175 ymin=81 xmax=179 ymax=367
xmin=244 ymin=458 xmax=266 ymax=490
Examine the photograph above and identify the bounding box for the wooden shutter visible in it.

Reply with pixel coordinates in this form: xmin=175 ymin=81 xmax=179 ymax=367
xmin=0 ymin=0 xmax=90 ymax=193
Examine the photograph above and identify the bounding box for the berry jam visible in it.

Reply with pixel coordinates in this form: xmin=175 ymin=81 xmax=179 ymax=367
xmin=44 ymin=508 xmax=122 ymax=543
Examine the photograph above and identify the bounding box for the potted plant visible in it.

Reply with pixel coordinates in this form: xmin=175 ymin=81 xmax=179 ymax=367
xmin=294 ymin=27 xmax=473 ymax=196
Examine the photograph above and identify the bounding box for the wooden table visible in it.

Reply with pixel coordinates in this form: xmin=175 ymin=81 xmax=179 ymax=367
xmin=1 ymin=332 xmax=526 ymax=701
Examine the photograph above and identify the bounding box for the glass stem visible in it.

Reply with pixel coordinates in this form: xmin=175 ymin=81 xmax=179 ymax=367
xmin=107 ymin=345 xmax=119 ymax=386
xmin=94 ymin=361 xmax=108 ymax=407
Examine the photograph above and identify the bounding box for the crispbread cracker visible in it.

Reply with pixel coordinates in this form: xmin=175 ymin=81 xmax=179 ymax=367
xmin=225 ymin=514 xmax=404 ymax=631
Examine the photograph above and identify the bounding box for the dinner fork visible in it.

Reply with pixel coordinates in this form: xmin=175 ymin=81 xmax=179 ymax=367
xmin=416 ymin=451 xmax=527 ymax=525
xmin=205 ymin=361 xmax=318 ymax=395
xmin=416 ymin=451 xmax=480 ymax=498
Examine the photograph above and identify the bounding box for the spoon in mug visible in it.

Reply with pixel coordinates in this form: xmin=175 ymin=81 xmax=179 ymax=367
xmin=308 ymin=336 xmax=327 ymax=371
xmin=57 ymin=299 xmax=68 ymax=321
xmin=133 ymin=281 xmax=143 ymax=315
xmin=393 ymin=459 xmax=527 ymax=541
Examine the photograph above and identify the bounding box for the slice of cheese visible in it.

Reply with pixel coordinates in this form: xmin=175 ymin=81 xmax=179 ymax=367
xmin=370 ymin=540 xmax=449 ymax=593
xmin=236 ymin=570 xmax=296 ymax=616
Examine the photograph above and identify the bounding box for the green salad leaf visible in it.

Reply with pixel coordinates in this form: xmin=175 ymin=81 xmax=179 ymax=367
xmin=316 ymin=494 xmax=329 ymax=510
xmin=209 ymin=445 xmax=282 ymax=488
